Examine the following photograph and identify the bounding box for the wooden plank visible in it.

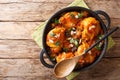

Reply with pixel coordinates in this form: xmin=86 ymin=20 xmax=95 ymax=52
xmin=74 ymin=58 xmax=120 ymax=80
xmin=0 ymin=22 xmax=41 ymax=39
xmin=0 ymin=40 xmax=40 ymax=59
xmin=85 ymin=0 xmax=120 ymax=19
xmin=0 ymin=3 xmax=68 ymax=21
xmin=0 ymin=0 xmax=119 ymax=21
xmin=0 ymin=58 xmax=120 ymax=80
xmin=0 ymin=0 xmax=73 ymax=3
xmin=0 ymin=59 xmax=66 ymax=80
xmin=0 ymin=76 xmax=66 ymax=80
xmin=0 ymin=38 xmax=119 ymax=59
xmin=109 ymin=19 xmax=120 ymax=38
xmin=0 ymin=19 xmax=119 ymax=40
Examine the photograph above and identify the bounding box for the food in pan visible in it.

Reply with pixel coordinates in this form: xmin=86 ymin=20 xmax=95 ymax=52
xmin=46 ymin=11 xmax=103 ymax=67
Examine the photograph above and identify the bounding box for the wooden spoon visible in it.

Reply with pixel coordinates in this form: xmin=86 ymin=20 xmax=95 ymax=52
xmin=53 ymin=27 xmax=119 ymax=78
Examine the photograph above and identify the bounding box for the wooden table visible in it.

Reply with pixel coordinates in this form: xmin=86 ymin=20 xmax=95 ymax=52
xmin=0 ymin=0 xmax=120 ymax=80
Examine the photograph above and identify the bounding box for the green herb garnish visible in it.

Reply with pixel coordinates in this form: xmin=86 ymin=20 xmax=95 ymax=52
xmin=55 ymin=41 xmax=60 ymax=46
xmin=70 ymin=38 xmax=75 ymax=43
xmin=50 ymin=57 xmax=56 ymax=61
xmin=78 ymin=13 xmax=83 ymax=18
xmin=70 ymin=12 xmax=75 ymax=18
xmin=70 ymin=38 xmax=79 ymax=47
xmin=95 ymin=45 xmax=101 ymax=50
xmin=50 ymin=32 xmax=56 ymax=37
xmin=54 ymin=18 xmax=59 ymax=24
xmin=74 ymin=40 xmax=79 ymax=47
xmin=95 ymin=34 xmax=104 ymax=50
xmin=95 ymin=42 xmax=103 ymax=50
xmin=63 ymin=47 xmax=69 ymax=52
xmin=98 ymin=34 xmax=104 ymax=39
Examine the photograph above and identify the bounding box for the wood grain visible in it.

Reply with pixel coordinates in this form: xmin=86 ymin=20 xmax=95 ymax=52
xmin=0 ymin=0 xmax=119 ymax=21
xmin=74 ymin=58 xmax=120 ymax=80
xmin=0 ymin=77 xmax=66 ymax=80
xmin=0 ymin=19 xmax=119 ymax=40
xmin=0 ymin=58 xmax=120 ymax=80
xmin=0 ymin=59 xmax=66 ymax=80
xmin=0 ymin=22 xmax=41 ymax=39
xmin=85 ymin=0 xmax=120 ymax=19
xmin=0 ymin=3 xmax=68 ymax=21
xmin=0 ymin=0 xmax=73 ymax=3
xmin=0 ymin=40 xmax=40 ymax=59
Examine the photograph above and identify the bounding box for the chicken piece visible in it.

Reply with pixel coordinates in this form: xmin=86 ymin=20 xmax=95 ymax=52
xmin=56 ymin=52 xmax=74 ymax=62
xmin=59 ymin=12 xmax=79 ymax=28
xmin=83 ymin=51 xmax=96 ymax=64
xmin=50 ymin=47 xmax=61 ymax=57
xmin=75 ymin=42 xmax=90 ymax=56
xmin=46 ymin=27 xmax=65 ymax=48
xmin=80 ymin=17 xmax=101 ymax=41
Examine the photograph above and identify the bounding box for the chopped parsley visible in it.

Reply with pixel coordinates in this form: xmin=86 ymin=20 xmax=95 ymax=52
xmin=95 ymin=34 xmax=104 ymax=50
xmin=70 ymin=38 xmax=79 ymax=47
xmin=50 ymin=56 xmax=56 ymax=61
xmin=50 ymin=32 xmax=56 ymax=37
xmin=78 ymin=13 xmax=83 ymax=18
xmin=95 ymin=45 xmax=102 ymax=50
xmin=70 ymin=12 xmax=75 ymax=18
xmin=74 ymin=40 xmax=79 ymax=47
xmin=55 ymin=41 xmax=60 ymax=46
xmin=54 ymin=18 xmax=59 ymax=24
xmin=62 ymin=47 xmax=68 ymax=52
xmin=70 ymin=38 xmax=74 ymax=43
xmin=98 ymin=34 xmax=104 ymax=39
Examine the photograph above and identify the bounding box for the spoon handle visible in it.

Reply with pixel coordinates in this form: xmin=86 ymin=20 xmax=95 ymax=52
xmin=85 ymin=27 xmax=119 ymax=53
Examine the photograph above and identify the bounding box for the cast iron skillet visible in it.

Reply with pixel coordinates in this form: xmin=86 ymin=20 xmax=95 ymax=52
xmin=40 ymin=6 xmax=110 ymax=71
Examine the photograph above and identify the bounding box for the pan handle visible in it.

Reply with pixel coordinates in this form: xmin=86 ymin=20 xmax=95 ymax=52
xmin=40 ymin=49 xmax=54 ymax=68
xmin=95 ymin=10 xmax=111 ymax=30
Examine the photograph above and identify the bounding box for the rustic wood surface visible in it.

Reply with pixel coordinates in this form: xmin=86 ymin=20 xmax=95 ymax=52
xmin=0 ymin=0 xmax=120 ymax=80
